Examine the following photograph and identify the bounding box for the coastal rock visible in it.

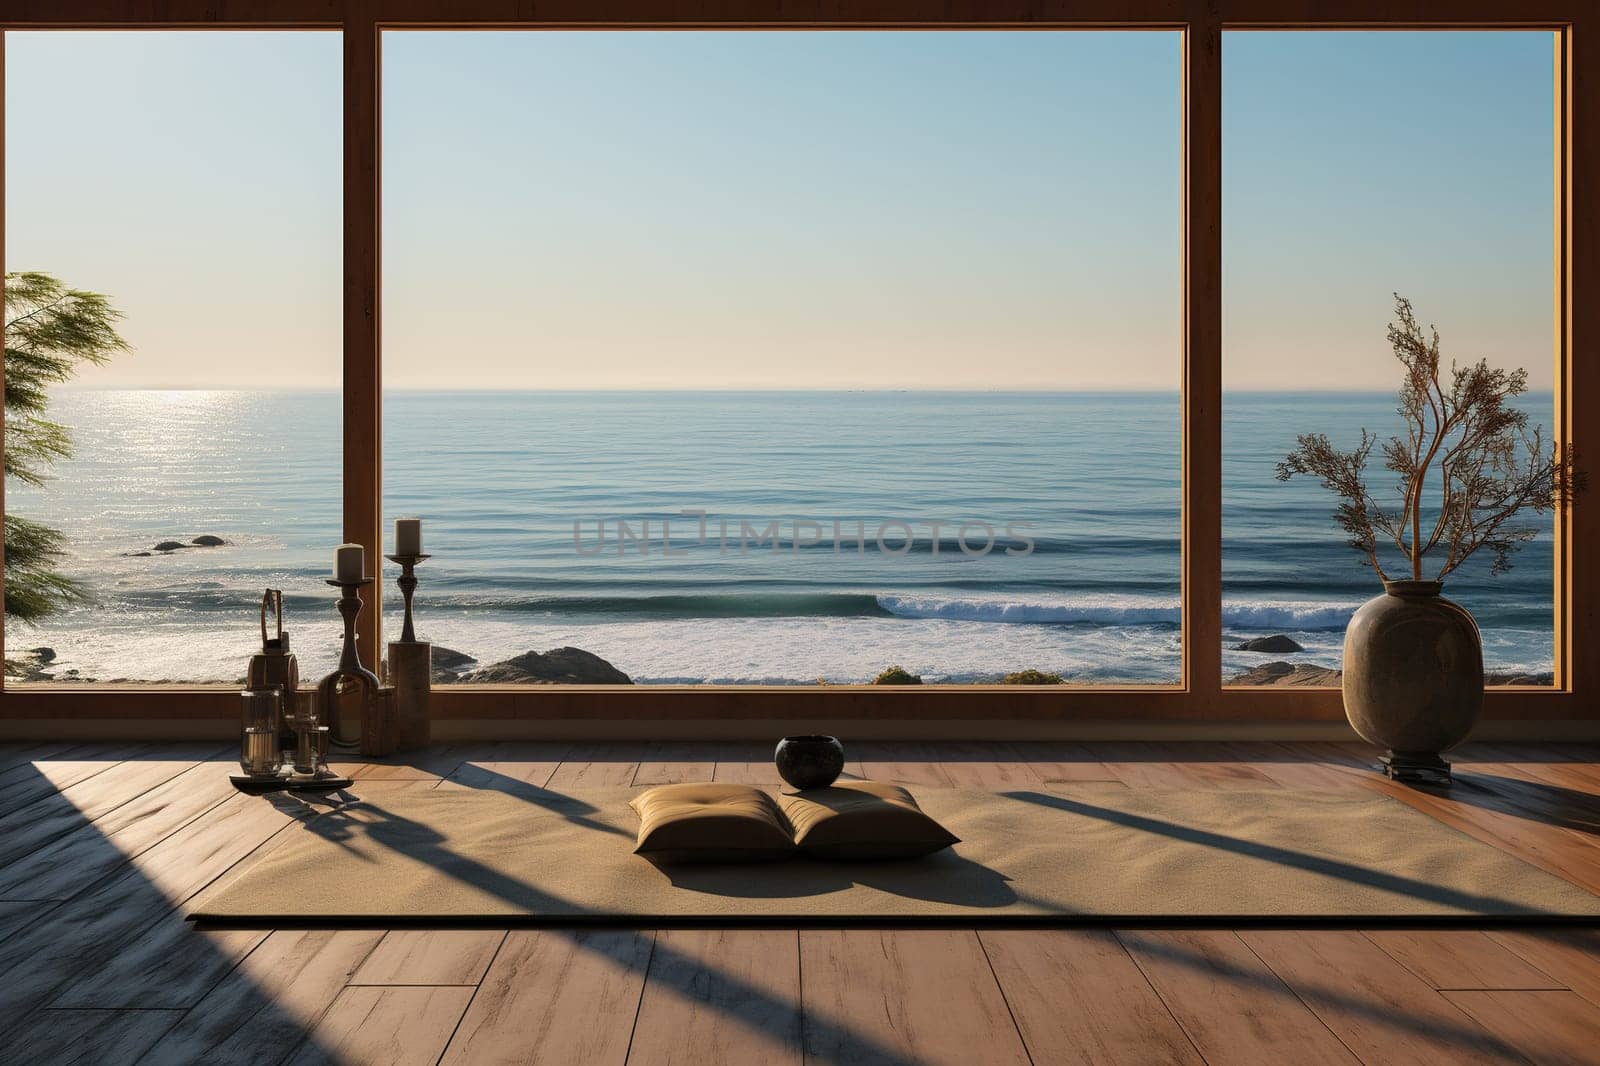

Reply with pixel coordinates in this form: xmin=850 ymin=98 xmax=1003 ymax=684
xmin=191 ymin=535 xmax=226 ymax=547
xmin=1486 ymin=671 xmax=1556 ymax=686
xmin=153 ymin=541 xmax=186 ymax=552
xmin=462 ymin=646 xmax=632 ymax=685
xmin=1228 ymin=660 xmax=1341 ymax=686
xmin=1235 ymin=634 xmax=1305 ymax=653
xmin=431 ymin=646 xmax=477 ymax=672
xmin=429 ymin=645 xmax=478 ymax=684
xmin=6 ymin=646 xmax=57 ymax=681
xmin=1230 ymin=661 xmax=1554 ymax=687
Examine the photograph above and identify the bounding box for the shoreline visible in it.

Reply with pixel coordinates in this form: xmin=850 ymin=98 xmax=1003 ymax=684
xmin=8 ymin=635 xmax=1554 ymax=688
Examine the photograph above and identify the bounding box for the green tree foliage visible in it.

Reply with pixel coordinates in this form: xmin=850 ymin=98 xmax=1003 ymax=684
xmin=4 ymin=272 xmax=130 ymax=638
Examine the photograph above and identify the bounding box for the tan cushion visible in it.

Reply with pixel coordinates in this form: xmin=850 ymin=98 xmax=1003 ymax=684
xmin=779 ymin=781 xmax=960 ymax=860
xmin=630 ymin=783 xmax=796 ymax=864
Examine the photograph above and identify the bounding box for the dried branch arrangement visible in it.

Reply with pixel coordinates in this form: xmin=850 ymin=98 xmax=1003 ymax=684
xmin=1277 ymin=294 xmax=1581 ymax=583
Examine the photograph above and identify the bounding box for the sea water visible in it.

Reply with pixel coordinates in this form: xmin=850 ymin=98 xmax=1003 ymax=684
xmin=6 ymin=389 xmax=1555 ymax=684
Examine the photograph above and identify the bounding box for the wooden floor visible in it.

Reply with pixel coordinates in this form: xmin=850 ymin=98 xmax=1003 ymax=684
xmin=3 ymin=740 xmax=1600 ymax=1065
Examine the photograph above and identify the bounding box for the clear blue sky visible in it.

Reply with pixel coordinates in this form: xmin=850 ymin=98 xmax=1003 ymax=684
xmin=4 ymin=30 xmax=1554 ymax=389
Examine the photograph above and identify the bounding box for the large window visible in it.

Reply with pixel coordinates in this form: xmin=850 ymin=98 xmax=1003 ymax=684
xmin=382 ymin=31 xmax=1183 ymax=686
xmin=1222 ymin=31 xmax=1558 ymax=687
xmin=0 ymin=10 xmax=1585 ymax=723
xmin=3 ymin=32 xmax=342 ymax=683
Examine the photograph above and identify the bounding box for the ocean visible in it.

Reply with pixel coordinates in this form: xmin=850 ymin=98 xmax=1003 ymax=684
xmin=5 ymin=389 xmax=1556 ymax=684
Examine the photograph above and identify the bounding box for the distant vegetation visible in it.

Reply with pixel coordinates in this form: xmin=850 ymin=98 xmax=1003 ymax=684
xmin=1001 ymin=669 xmax=1063 ymax=685
xmin=871 ymin=665 xmax=922 ymax=685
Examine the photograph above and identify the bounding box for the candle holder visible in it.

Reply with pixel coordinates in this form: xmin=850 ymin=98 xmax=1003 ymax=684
xmin=384 ymin=553 xmax=431 ymax=643
xmin=318 ymin=576 xmax=393 ymax=757
xmin=384 ymin=553 xmax=433 ymax=751
xmin=231 ymin=688 xmax=354 ymax=794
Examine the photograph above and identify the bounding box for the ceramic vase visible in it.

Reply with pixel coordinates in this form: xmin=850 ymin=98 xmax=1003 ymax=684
xmin=1342 ymin=579 xmax=1483 ymax=783
xmin=775 ymin=735 xmax=846 ymax=790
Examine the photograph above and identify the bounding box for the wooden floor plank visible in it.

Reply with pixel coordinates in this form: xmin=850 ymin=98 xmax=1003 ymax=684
xmin=1486 ymin=928 xmax=1600 ymax=1008
xmin=0 ymin=742 xmax=153 ymax=818
xmin=1442 ymin=990 xmax=1600 ymax=1066
xmin=929 ymin=741 xmax=1045 ymax=788
xmin=51 ymin=793 xmax=341 ymax=1011
xmin=0 ymin=748 xmax=218 ymax=870
xmin=0 ymin=790 xmax=311 ymax=1025
xmin=0 ymin=899 xmax=48 ymax=945
xmin=711 ymin=742 xmax=789 ymax=785
xmin=440 ymin=929 xmax=653 ymax=1065
xmin=284 ymin=985 xmax=475 ymax=1066
xmin=798 ymin=929 xmax=1030 ymax=1066
xmin=631 ymin=742 xmax=717 ymax=786
xmin=1459 ymin=745 xmax=1600 ymax=792
xmin=1116 ymin=929 xmax=1361 ymax=1065
xmin=142 ymin=928 xmax=386 ymax=1064
xmin=0 ymin=740 xmax=1595 ymax=1066
xmin=0 ymin=741 xmax=87 ymax=775
xmin=1006 ymin=741 xmax=1121 ymax=783
xmin=51 ymin=923 xmax=271 ymax=1010
xmin=1240 ymin=929 xmax=1528 ymax=1065
xmin=1373 ymin=778 xmax=1600 ymax=894
xmin=980 ymin=928 xmax=1201 ymax=1065
xmin=1092 ymin=743 xmax=1282 ymax=791
xmin=854 ymin=742 xmax=956 ymax=787
xmin=351 ymin=930 xmax=506 ymax=986
xmin=549 ymin=743 xmax=647 ymax=789
xmin=1243 ymin=743 xmax=1378 ymax=791
xmin=348 ymin=742 xmax=504 ymax=782
xmin=627 ymin=928 xmax=801 ymax=1066
xmin=1149 ymin=743 xmax=1286 ymax=789
xmin=0 ymin=758 xmax=235 ymax=902
xmin=436 ymin=746 xmax=568 ymax=792
xmin=1365 ymin=930 xmax=1563 ymax=990
xmin=6 ymin=1007 xmax=185 ymax=1066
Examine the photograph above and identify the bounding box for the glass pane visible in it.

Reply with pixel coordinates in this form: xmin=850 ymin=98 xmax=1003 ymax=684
xmin=383 ymin=31 xmax=1182 ymax=685
xmin=4 ymin=32 xmax=342 ymax=684
xmin=1223 ymin=31 xmax=1557 ymax=686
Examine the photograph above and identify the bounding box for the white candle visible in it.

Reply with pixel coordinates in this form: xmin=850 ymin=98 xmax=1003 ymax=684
xmin=334 ymin=543 xmax=365 ymax=583
xmin=395 ymin=517 xmax=423 ymax=556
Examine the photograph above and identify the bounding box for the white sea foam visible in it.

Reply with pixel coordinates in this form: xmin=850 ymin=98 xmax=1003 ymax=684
xmin=877 ymin=593 xmax=1358 ymax=630
xmin=15 ymin=608 xmax=1555 ymax=686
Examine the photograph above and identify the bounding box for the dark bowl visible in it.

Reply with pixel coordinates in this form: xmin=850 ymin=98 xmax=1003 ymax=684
xmin=774 ymin=734 xmax=845 ymax=791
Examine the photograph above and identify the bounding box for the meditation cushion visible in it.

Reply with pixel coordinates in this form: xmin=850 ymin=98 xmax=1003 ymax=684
xmin=630 ymin=783 xmax=797 ymax=864
xmin=779 ymin=781 xmax=960 ymax=860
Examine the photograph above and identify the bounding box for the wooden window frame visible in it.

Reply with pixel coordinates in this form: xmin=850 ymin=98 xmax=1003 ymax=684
xmin=0 ymin=1 xmax=1590 ymax=729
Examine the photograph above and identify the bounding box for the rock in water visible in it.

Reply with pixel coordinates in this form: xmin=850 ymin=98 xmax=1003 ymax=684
xmin=429 ymin=645 xmax=478 ymax=684
xmin=1234 ymin=634 xmax=1305 ymax=653
xmin=431 ymin=646 xmax=477 ymax=672
xmin=1230 ymin=662 xmax=1552 ymax=687
xmin=7 ymin=647 xmax=57 ymax=682
xmin=153 ymin=541 xmax=186 ymax=552
xmin=463 ymin=647 xmax=632 ymax=684
xmin=1486 ymin=671 xmax=1556 ymax=686
xmin=1228 ymin=661 xmax=1341 ymax=686
xmin=191 ymin=535 xmax=226 ymax=547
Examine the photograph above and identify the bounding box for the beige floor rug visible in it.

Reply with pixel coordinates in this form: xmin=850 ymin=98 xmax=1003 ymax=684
xmin=188 ymin=782 xmax=1600 ymax=922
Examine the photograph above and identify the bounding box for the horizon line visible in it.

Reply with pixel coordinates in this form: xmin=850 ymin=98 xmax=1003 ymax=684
xmin=53 ymin=384 xmax=1559 ymax=395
